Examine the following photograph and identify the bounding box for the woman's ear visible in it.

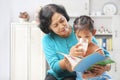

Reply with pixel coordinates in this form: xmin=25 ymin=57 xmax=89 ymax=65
xmin=92 ymin=29 xmax=96 ymax=36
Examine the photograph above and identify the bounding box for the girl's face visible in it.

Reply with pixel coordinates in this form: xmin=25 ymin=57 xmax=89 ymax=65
xmin=75 ymin=28 xmax=96 ymax=44
xmin=50 ymin=12 xmax=71 ymax=37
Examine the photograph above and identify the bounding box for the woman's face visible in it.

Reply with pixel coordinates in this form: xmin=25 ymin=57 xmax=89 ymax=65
xmin=50 ymin=12 xmax=70 ymax=37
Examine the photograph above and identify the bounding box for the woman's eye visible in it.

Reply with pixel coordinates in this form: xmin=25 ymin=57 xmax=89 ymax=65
xmin=60 ymin=18 xmax=65 ymax=23
xmin=53 ymin=24 xmax=57 ymax=28
xmin=60 ymin=20 xmax=64 ymax=23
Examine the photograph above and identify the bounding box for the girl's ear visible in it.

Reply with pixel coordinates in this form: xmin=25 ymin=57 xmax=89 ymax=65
xmin=92 ymin=29 xmax=96 ymax=36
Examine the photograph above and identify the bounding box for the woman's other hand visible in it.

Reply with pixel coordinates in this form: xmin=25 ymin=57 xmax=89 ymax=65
xmin=60 ymin=57 xmax=73 ymax=72
xmin=64 ymin=58 xmax=73 ymax=72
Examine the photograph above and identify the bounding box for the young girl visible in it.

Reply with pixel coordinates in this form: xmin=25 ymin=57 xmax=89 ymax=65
xmin=71 ymin=15 xmax=112 ymax=80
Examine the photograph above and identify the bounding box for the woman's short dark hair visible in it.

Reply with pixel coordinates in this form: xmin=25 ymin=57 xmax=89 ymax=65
xmin=38 ymin=4 xmax=70 ymax=34
xmin=73 ymin=15 xmax=94 ymax=32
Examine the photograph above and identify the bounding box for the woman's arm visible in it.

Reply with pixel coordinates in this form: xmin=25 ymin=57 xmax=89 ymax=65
xmin=42 ymin=36 xmax=67 ymax=74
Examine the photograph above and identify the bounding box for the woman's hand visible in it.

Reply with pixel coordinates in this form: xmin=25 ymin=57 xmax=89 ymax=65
xmin=70 ymin=43 xmax=85 ymax=57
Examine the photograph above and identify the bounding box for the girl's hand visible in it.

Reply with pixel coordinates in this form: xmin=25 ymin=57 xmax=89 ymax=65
xmin=88 ymin=64 xmax=110 ymax=77
xmin=82 ymin=71 xmax=95 ymax=79
xmin=83 ymin=64 xmax=111 ymax=79
xmin=89 ymin=65 xmax=106 ymax=76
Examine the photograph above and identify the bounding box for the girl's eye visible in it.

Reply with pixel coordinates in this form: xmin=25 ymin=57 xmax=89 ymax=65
xmin=78 ymin=36 xmax=81 ymax=38
xmin=85 ymin=36 xmax=89 ymax=38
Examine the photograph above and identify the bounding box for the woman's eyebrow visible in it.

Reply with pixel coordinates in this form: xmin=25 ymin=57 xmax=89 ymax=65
xmin=51 ymin=21 xmax=58 ymax=26
xmin=51 ymin=17 xmax=63 ymax=26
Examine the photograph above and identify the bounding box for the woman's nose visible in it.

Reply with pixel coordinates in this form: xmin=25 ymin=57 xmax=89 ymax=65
xmin=59 ymin=23 xmax=65 ymax=29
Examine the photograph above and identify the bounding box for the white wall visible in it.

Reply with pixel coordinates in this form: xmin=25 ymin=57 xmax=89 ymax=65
xmin=0 ymin=0 xmax=52 ymax=80
xmin=11 ymin=0 xmax=52 ymax=22
xmin=0 ymin=0 xmax=11 ymax=80
xmin=90 ymin=0 xmax=120 ymax=14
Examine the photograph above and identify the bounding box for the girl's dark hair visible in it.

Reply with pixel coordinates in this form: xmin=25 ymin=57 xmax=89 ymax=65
xmin=73 ymin=15 xmax=94 ymax=32
xmin=38 ymin=4 xmax=70 ymax=34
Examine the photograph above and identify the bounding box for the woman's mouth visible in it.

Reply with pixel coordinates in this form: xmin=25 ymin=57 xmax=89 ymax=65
xmin=60 ymin=26 xmax=69 ymax=33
